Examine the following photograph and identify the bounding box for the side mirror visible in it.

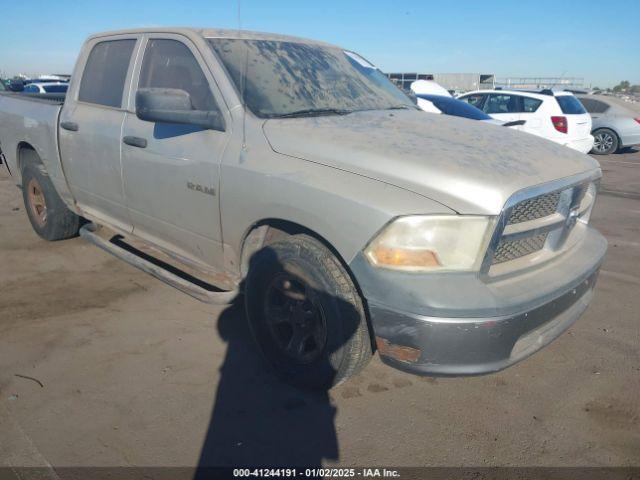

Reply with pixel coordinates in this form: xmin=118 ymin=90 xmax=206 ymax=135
xmin=135 ymin=88 xmax=224 ymax=131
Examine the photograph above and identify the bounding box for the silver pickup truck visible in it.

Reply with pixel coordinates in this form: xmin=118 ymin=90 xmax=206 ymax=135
xmin=0 ymin=28 xmax=607 ymax=389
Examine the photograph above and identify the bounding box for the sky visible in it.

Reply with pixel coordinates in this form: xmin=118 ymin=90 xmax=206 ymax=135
xmin=0 ymin=0 xmax=638 ymax=88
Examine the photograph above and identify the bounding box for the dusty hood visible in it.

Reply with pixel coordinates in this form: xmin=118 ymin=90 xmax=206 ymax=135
xmin=263 ymin=109 xmax=600 ymax=214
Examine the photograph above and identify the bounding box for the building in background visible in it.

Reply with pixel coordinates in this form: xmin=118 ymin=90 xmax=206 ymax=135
xmin=386 ymin=72 xmax=585 ymax=93
xmin=387 ymin=73 xmax=434 ymax=91
xmin=432 ymin=73 xmax=495 ymax=92
xmin=387 ymin=73 xmax=495 ymax=92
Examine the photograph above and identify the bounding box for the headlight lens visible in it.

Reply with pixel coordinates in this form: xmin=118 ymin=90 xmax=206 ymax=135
xmin=364 ymin=215 xmax=496 ymax=272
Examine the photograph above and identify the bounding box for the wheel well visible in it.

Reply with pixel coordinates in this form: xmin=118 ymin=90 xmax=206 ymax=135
xmin=240 ymin=219 xmax=339 ymax=276
xmin=240 ymin=219 xmax=376 ymax=351
xmin=17 ymin=142 xmax=42 ymax=173
xmin=593 ymin=126 xmax=620 ymax=140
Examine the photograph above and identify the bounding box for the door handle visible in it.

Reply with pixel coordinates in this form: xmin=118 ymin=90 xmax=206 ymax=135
xmin=60 ymin=121 xmax=79 ymax=132
xmin=503 ymin=119 xmax=526 ymax=127
xmin=123 ymin=136 xmax=147 ymax=148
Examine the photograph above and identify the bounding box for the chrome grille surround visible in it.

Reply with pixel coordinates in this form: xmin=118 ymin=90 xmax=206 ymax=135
xmin=481 ymin=171 xmax=601 ymax=277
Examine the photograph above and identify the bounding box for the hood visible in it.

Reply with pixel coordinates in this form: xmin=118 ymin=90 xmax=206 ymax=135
xmin=262 ymin=109 xmax=600 ymax=215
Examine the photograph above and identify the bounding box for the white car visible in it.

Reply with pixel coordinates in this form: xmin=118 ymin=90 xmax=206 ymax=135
xmin=22 ymin=82 xmax=69 ymax=94
xmin=458 ymin=89 xmax=594 ymax=153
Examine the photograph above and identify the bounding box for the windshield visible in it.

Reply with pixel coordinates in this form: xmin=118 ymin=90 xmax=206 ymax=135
xmin=418 ymin=94 xmax=492 ymax=120
xmin=208 ymin=38 xmax=414 ymax=118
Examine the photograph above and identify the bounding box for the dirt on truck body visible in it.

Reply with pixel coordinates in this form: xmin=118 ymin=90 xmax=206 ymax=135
xmin=0 ymin=27 xmax=606 ymax=389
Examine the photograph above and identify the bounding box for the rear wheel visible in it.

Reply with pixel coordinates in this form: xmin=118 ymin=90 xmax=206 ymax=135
xmin=245 ymin=234 xmax=372 ymax=390
xmin=591 ymin=128 xmax=619 ymax=155
xmin=21 ymin=162 xmax=81 ymax=241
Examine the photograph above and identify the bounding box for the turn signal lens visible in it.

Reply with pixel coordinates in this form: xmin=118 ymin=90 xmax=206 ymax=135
xmin=369 ymin=246 xmax=441 ymax=268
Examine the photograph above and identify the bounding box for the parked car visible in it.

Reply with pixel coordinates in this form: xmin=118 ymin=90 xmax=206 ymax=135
xmin=0 ymin=80 xmax=6 ymax=92
xmin=410 ymin=79 xmax=451 ymax=98
xmin=576 ymin=95 xmax=640 ymax=154
xmin=0 ymin=28 xmax=606 ymax=389
xmin=409 ymin=81 xmax=453 ymax=113
xmin=414 ymin=93 xmax=510 ymax=126
xmin=458 ymin=89 xmax=594 ymax=153
xmin=7 ymin=79 xmax=25 ymax=92
xmin=22 ymin=82 xmax=69 ymax=94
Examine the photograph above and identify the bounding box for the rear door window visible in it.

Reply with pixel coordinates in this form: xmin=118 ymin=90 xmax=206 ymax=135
xmin=79 ymin=39 xmax=136 ymax=108
xmin=484 ymin=94 xmax=520 ymax=114
xmin=139 ymin=39 xmax=218 ymax=111
xmin=555 ymin=95 xmax=587 ymax=114
xmin=522 ymin=96 xmax=542 ymax=112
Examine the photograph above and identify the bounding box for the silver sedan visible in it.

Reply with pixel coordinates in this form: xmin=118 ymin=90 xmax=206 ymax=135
xmin=577 ymin=94 xmax=640 ymax=154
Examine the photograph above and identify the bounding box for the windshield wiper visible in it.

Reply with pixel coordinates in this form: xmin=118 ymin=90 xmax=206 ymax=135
xmin=271 ymin=108 xmax=352 ymax=118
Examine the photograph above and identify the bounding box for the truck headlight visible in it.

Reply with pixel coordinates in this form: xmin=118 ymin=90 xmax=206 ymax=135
xmin=364 ymin=215 xmax=496 ymax=272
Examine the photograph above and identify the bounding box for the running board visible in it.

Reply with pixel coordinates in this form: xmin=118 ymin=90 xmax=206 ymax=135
xmin=79 ymin=223 xmax=239 ymax=305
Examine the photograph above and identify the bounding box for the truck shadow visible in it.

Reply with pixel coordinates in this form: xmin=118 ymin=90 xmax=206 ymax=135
xmin=195 ymin=246 xmax=362 ymax=475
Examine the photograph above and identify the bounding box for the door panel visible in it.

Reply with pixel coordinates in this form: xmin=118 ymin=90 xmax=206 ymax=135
xmin=121 ymin=119 xmax=227 ymax=268
xmin=121 ymin=37 xmax=229 ymax=270
xmin=59 ymin=105 xmax=130 ymax=230
xmin=519 ymin=96 xmax=543 ymax=136
xmin=59 ymin=38 xmax=138 ymax=232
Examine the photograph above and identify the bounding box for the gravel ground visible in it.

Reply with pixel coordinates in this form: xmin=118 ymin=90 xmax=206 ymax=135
xmin=0 ymin=148 xmax=638 ymax=471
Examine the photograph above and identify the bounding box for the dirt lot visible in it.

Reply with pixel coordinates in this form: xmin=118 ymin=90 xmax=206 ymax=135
xmin=0 ymin=149 xmax=639 ymax=471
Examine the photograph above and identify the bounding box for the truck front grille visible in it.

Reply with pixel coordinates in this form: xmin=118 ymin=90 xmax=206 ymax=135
xmin=486 ymin=179 xmax=597 ymax=272
xmin=507 ymin=191 xmax=560 ymax=224
xmin=492 ymin=233 xmax=549 ymax=264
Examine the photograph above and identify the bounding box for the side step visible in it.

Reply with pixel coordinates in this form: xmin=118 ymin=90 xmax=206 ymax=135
xmin=79 ymin=223 xmax=239 ymax=305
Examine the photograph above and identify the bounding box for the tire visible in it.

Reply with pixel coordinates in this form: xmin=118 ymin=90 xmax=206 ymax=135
xmin=245 ymin=234 xmax=373 ymax=390
xmin=591 ymin=128 xmax=619 ymax=155
xmin=21 ymin=162 xmax=81 ymax=241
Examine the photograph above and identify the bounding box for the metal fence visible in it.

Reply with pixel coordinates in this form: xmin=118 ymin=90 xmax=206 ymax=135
xmin=494 ymin=77 xmax=584 ymax=90
xmin=385 ymin=73 xmax=585 ymax=93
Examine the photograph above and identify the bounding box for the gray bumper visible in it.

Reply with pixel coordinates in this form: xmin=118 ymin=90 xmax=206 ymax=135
xmin=370 ymin=267 xmax=598 ymax=376
xmin=351 ymin=228 xmax=607 ymax=376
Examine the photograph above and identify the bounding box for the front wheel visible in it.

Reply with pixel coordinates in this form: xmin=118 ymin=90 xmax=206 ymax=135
xmin=21 ymin=163 xmax=81 ymax=241
xmin=591 ymin=128 xmax=619 ymax=155
xmin=244 ymin=234 xmax=373 ymax=390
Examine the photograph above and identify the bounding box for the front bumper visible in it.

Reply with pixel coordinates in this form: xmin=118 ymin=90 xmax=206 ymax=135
xmin=563 ymin=135 xmax=595 ymax=154
xmin=351 ymin=227 xmax=607 ymax=376
xmin=371 ymin=267 xmax=598 ymax=376
xmin=620 ymin=132 xmax=640 ymax=147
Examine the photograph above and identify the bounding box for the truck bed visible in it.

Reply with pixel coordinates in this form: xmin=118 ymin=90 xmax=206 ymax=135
xmin=0 ymin=91 xmax=66 ymax=105
xmin=0 ymin=91 xmax=75 ymax=207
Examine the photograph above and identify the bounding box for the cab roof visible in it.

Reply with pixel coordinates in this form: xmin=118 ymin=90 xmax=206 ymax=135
xmin=88 ymin=27 xmax=338 ymax=48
